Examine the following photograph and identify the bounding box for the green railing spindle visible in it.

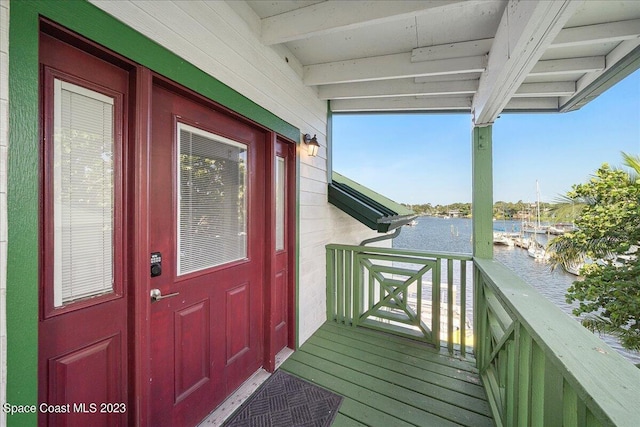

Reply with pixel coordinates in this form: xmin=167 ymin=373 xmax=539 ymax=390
xmin=336 ymin=249 xmax=344 ymax=324
xmin=460 ymin=260 xmax=467 ymax=353
xmin=447 ymin=258 xmax=454 ymax=354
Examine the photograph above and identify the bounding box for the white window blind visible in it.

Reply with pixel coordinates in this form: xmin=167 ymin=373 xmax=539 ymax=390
xmin=178 ymin=123 xmax=247 ymax=275
xmin=53 ymin=79 xmax=115 ymax=307
xmin=275 ymin=157 xmax=285 ymax=251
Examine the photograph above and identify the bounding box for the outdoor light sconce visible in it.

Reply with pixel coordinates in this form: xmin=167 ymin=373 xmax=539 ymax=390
xmin=303 ymin=133 xmax=320 ymax=157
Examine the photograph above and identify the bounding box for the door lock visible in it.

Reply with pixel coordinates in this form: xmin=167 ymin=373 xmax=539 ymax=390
xmin=150 ymin=252 xmax=162 ymax=277
xmin=150 ymin=288 xmax=180 ymax=303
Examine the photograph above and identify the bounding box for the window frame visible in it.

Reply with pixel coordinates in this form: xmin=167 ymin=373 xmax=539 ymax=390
xmin=42 ymin=67 xmax=125 ymax=318
xmin=176 ymin=122 xmax=249 ymax=277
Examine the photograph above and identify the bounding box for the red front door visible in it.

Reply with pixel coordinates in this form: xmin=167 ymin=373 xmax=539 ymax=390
xmin=148 ymin=82 xmax=266 ymax=426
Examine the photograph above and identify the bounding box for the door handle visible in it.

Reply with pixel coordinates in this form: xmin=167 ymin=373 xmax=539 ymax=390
xmin=150 ymin=288 xmax=180 ymax=303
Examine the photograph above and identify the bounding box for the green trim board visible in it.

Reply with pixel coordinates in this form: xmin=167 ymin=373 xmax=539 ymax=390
xmin=7 ymin=1 xmax=300 ymax=424
xmin=33 ymin=1 xmax=298 ymax=141
xmin=7 ymin=3 xmax=40 ymax=424
xmin=329 ymin=172 xmax=416 ymax=233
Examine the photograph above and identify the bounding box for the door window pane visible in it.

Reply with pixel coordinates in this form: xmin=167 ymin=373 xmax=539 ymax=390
xmin=53 ymin=79 xmax=115 ymax=307
xmin=178 ymin=123 xmax=247 ymax=275
xmin=275 ymin=157 xmax=285 ymax=251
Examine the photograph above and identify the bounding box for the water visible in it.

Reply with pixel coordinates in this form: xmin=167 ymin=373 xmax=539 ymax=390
xmin=394 ymin=216 xmax=640 ymax=364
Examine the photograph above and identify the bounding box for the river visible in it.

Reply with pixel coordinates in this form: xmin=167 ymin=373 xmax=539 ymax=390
xmin=393 ymin=216 xmax=640 ymax=364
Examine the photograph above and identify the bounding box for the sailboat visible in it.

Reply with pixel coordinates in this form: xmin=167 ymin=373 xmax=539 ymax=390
xmin=523 ymin=180 xmax=548 ymax=234
xmin=528 ymin=238 xmax=550 ymax=261
xmin=526 ymin=181 xmax=550 ymax=261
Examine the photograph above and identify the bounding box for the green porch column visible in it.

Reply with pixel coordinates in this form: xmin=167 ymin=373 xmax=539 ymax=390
xmin=472 ymin=125 xmax=493 ymax=259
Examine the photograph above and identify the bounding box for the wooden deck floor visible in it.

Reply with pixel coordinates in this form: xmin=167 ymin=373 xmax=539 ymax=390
xmin=280 ymin=322 xmax=494 ymax=427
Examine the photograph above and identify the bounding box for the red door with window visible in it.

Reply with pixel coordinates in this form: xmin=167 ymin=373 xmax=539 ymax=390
xmin=39 ymin=32 xmax=130 ymax=427
xmin=147 ymin=81 xmax=266 ymax=426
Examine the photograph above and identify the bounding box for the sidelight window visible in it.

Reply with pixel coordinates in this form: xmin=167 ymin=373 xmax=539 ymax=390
xmin=53 ymin=79 xmax=115 ymax=306
xmin=275 ymin=156 xmax=285 ymax=251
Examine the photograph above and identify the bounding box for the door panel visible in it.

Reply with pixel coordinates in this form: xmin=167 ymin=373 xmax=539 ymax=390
xmin=149 ymin=82 xmax=265 ymax=426
xmin=226 ymin=283 xmax=251 ymax=362
xmin=49 ymin=335 xmax=122 ymax=415
xmin=174 ymin=300 xmax=210 ymax=403
xmin=39 ymin=33 xmax=129 ymax=427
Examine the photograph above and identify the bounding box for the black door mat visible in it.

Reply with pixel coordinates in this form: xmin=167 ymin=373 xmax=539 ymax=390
xmin=221 ymin=370 xmax=343 ymax=427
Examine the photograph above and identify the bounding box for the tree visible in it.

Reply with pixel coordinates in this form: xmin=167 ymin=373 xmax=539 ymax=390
xmin=548 ymin=153 xmax=640 ymax=351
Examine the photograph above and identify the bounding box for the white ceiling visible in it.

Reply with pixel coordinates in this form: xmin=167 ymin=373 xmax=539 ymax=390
xmin=243 ymin=0 xmax=640 ymax=125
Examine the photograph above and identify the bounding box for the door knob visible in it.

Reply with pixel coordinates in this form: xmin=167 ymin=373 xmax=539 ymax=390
xmin=150 ymin=288 xmax=180 ymax=303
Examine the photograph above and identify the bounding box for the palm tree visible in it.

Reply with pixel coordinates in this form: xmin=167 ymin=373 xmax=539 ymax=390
xmin=622 ymin=151 xmax=640 ymax=182
xmin=547 ymin=152 xmax=640 ymax=352
xmin=548 ymin=152 xmax=640 ymax=269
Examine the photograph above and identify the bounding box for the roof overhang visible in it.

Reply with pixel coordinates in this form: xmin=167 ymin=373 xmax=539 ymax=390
xmin=328 ymin=172 xmax=417 ymax=233
xmin=244 ymin=0 xmax=640 ymax=120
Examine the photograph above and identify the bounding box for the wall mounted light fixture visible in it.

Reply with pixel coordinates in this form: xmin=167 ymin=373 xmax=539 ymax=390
xmin=302 ymin=133 xmax=320 ymax=157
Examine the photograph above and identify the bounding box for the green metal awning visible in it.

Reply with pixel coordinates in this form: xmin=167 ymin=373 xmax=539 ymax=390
xmin=328 ymin=172 xmax=417 ymax=233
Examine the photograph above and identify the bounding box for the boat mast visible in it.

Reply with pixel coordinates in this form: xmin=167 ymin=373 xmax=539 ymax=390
xmin=536 ymin=180 xmax=541 ymax=230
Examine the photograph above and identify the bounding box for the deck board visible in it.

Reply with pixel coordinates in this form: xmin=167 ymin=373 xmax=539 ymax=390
xmin=314 ymin=325 xmax=482 ymax=389
xmin=280 ymin=322 xmax=493 ymax=427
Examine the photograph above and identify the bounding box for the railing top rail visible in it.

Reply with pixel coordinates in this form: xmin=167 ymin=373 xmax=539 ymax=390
xmin=326 ymin=243 xmax=473 ymax=261
xmin=474 ymin=257 xmax=640 ymax=426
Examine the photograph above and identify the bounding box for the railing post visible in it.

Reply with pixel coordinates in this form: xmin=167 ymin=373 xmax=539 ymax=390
xmin=472 ymin=125 xmax=493 ymax=260
xmin=474 ymin=266 xmax=482 ymax=360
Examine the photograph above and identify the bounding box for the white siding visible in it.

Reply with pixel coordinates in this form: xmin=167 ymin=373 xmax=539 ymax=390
xmin=88 ymin=1 xmax=379 ymax=345
xmin=0 ymin=0 xmax=8 ymax=423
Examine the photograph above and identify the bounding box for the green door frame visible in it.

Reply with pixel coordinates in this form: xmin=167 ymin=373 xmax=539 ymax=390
xmin=7 ymin=2 xmax=299 ymax=425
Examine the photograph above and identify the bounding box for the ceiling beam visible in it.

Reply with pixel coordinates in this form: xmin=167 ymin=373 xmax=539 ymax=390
xmin=529 ymin=56 xmax=605 ymax=75
xmin=260 ymin=0 xmax=468 ymax=45
xmin=414 ymin=73 xmax=482 ymax=83
xmin=504 ymin=97 xmax=560 ymax=110
xmin=317 ymin=79 xmax=478 ymax=100
xmin=411 ymin=38 xmax=493 ymax=62
xmin=471 ymin=0 xmax=581 ymax=126
xmin=549 ymin=18 xmax=640 ymax=49
xmin=330 ymin=96 xmax=472 ymax=112
xmin=513 ymin=82 xmax=575 ymax=97
xmin=410 ymin=19 xmax=640 ymax=62
xmin=304 ymin=54 xmax=486 ymax=86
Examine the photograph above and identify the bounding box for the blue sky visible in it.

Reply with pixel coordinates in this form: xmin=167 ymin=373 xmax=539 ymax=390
xmin=333 ymin=69 xmax=640 ymax=205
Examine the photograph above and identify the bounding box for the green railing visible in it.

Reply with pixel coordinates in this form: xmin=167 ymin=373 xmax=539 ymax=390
xmin=326 ymin=244 xmax=640 ymax=425
xmin=474 ymin=258 xmax=640 ymax=427
xmin=326 ymin=244 xmax=473 ymax=356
